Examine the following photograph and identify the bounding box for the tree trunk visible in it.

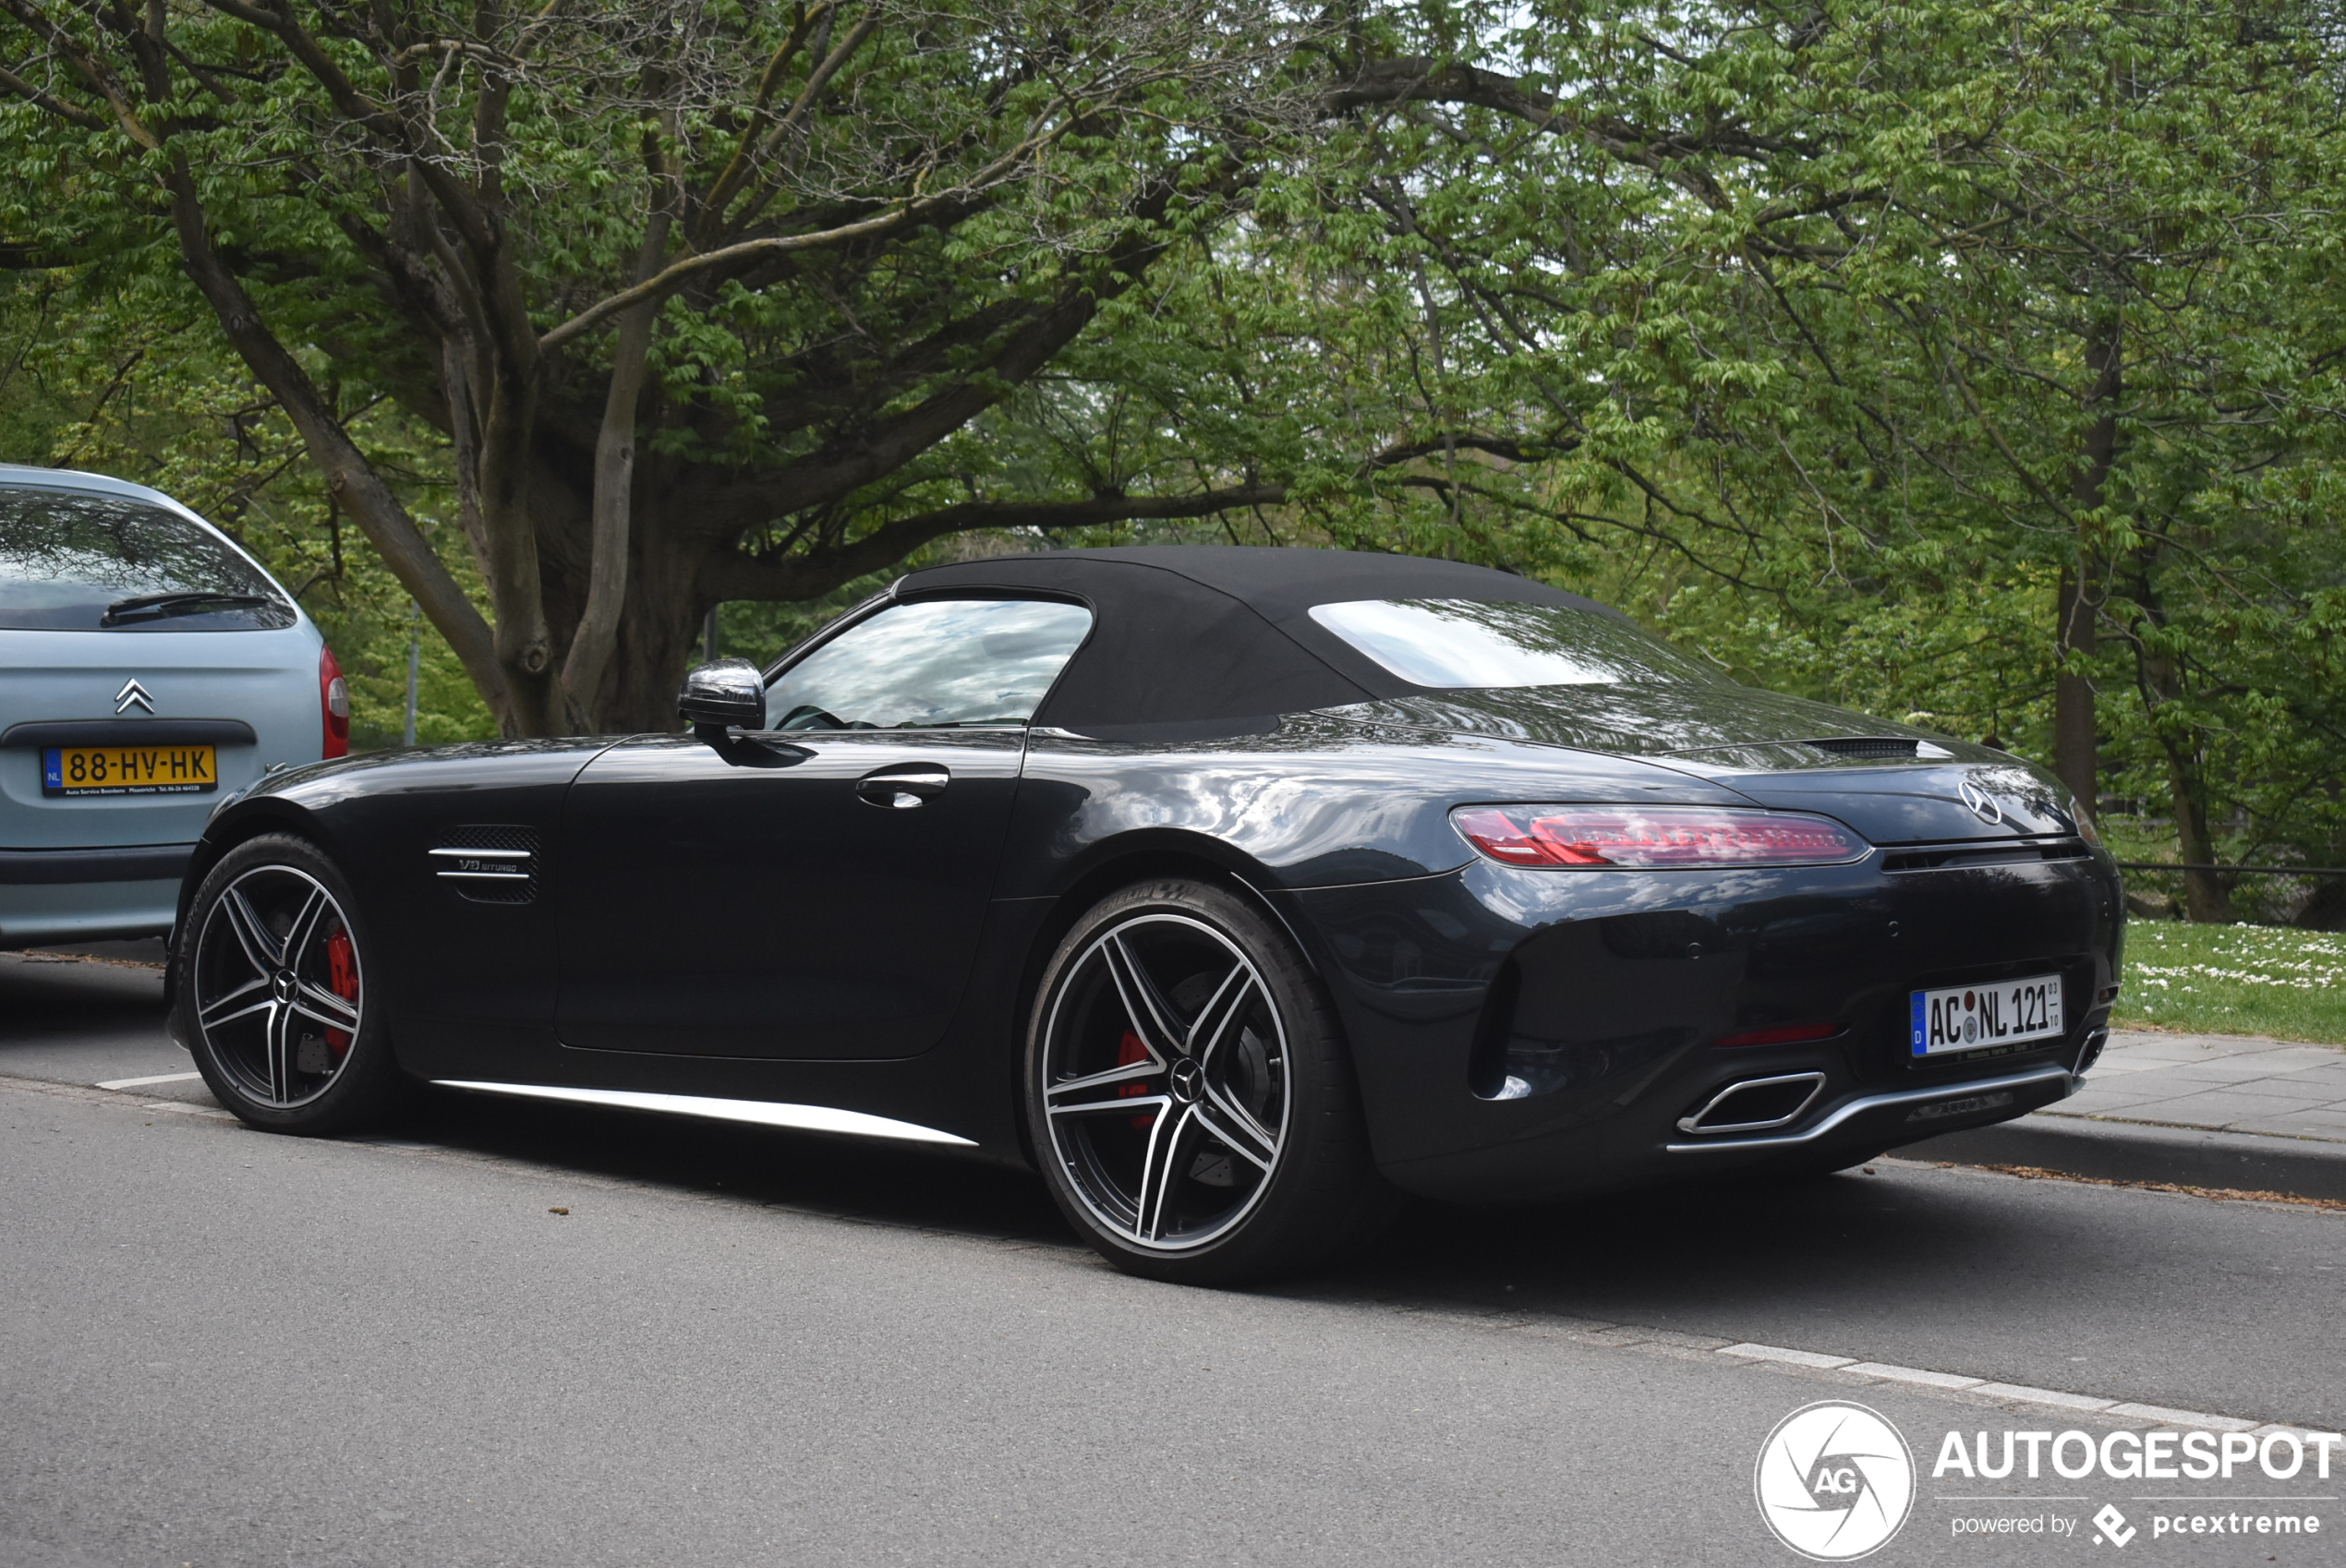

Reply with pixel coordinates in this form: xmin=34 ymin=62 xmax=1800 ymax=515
xmin=475 ymin=376 xmax=566 ymax=735
xmin=2127 ymin=557 xmax=2232 ymax=923
xmin=162 ymin=159 xmax=514 ymax=724
xmin=561 ymin=200 xmax=672 ymax=728
xmin=2053 ymin=565 xmax=2098 ymax=814
xmin=599 ymin=483 xmax=707 ymax=734
xmin=2055 ymin=312 xmax=2122 ymax=819
xmin=2159 ymin=736 xmax=2234 ymax=923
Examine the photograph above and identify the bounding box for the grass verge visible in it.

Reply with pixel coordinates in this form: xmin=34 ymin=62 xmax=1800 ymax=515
xmin=2115 ymin=922 xmax=2346 ymax=1043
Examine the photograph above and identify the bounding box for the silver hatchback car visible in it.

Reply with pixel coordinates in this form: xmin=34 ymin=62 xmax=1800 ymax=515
xmin=0 ymin=464 xmax=345 ymax=948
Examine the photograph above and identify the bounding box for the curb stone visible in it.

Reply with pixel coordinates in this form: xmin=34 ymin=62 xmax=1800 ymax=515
xmin=1904 ymin=1113 xmax=2346 ymax=1202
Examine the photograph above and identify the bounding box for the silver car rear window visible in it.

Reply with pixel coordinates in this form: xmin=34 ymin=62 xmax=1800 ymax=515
xmin=0 ymin=488 xmax=295 ymax=632
xmin=1307 ymin=597 xmax=1721 ymax=688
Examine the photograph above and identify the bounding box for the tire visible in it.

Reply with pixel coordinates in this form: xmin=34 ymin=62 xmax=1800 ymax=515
xmin=1023 ymin=877 xmax=1381 ymax=1285
xmin=173 ymin=833 xmax=411 ymax=1135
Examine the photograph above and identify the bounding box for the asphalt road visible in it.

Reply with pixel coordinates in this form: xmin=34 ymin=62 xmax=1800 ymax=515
xmin=4 ymin=948 xmax=2341 ymax=1567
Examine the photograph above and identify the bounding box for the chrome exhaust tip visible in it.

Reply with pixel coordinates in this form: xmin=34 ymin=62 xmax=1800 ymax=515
xmin=1676 ymin=1072 xmax=1827 ymax=1135
xmin=2074 ymin=1026 xmax=2110 ymax=1080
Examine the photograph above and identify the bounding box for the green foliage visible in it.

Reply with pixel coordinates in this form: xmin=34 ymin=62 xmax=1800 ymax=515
xmin=2 ymin=0 xmax=2341 ymax=909
xmin=0 ymin=272 xmax=496 ymax=746
xmin=1 ymin=0 xmax=1353 ymax=733
xmin=712 ymin=572 xmax=893 ymax=670
xmin=1223 ymin=0 xmax=2346 ymax=916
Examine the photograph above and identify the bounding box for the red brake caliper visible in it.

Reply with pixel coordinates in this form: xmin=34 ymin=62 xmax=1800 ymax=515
xmin=323 ymin=928 xmax=357 ymax=1055
xmin=1116 ymin=1030 xmax=1155 ymax=1129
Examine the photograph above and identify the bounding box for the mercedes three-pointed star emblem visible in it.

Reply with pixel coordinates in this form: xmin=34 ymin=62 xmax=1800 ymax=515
xmin=1957 ymin=777 xmax=2004 ymax=826
xmin=114 ymin=678 xmax=157 ymax=715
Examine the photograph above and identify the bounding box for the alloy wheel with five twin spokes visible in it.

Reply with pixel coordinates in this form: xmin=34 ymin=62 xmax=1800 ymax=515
xmin=1037 ymin=911 xmax=1290 ymax=1252
xmin=191 ymin=864 xmax=365 ymax=1109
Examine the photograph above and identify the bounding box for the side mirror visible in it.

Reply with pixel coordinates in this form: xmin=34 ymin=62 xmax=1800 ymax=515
xmin=677 ymin=657 xmax=766 ymax=735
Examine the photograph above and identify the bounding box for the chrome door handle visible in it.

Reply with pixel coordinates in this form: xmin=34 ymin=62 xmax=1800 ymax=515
xmin=855 ymin=766 xmax=949 ymax=809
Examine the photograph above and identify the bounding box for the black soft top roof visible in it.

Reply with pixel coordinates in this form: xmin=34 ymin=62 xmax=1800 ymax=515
xmin=895 ymin=546 xmax=1628 ymax=732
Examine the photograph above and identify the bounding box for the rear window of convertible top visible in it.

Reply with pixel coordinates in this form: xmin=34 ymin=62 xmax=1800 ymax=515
xmin=1307 ymin=597 xmax=1722 ymax=689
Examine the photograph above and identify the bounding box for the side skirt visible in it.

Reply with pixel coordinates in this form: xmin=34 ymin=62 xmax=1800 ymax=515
xmin=430 ymin=1080 xmax=978 ymax=1146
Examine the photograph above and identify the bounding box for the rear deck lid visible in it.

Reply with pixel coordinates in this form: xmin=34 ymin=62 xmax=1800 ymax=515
xmin=1348 ymin=686 xmax=2079 ymax=843
xmin=1689 ymin=759 xmax=2082 ymax=845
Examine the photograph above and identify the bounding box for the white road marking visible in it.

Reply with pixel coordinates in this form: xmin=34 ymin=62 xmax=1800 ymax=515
xmin=95 ymin=1070 xmax=202 ymax=1091
xmin=140 ymin=1099 xmax=235 ymax=1119
xmin=1962 ymin=1381 xmax=2116 ymax=1413
xmin=1842 ymin=1361 xmax=1984 ymax=1390
xmin=1718 ymin=1342 xmax=1855 ymax=1369
xmin=2104 ymin=1401 xmax=2261 ymax=1433
xmin=1718 ymin=1345 xmax=2316 ymax=1433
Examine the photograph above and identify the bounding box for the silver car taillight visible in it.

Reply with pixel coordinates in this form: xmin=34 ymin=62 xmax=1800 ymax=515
xmin=320 ymin=644 xmax=350 ymax=759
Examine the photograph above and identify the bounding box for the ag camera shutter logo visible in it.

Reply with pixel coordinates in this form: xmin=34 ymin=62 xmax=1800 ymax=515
xmin=1755 ymin=1402 xmax=1916 ymax=1560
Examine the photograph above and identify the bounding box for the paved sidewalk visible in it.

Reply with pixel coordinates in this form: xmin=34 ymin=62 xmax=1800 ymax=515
xmin=2055 ymin=1028 xmax=2346 ymax=1143
xmin=1910 ymin=1026 xmax=2346 ymax=1199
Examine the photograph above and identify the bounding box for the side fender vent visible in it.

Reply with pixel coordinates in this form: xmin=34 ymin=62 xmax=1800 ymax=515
xmin=431 ymin=825 xmax=538 ymax=905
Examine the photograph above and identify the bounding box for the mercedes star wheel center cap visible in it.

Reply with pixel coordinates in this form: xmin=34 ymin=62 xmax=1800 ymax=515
xmin=272 ymin=968 xmax=297 ymax=1003
xmin=1169 ymin=1057 xmax=1206 ymax=1104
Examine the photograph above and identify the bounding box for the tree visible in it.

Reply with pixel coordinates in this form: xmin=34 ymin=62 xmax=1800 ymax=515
xmin=1273 ymin=0 xmax=2346 ymax=919
xmin=0 ymin=268 xmax=503 ymax=745
xmin=9 ymin=1 xmax=2344 ymax=924
xmin=0 ymin=0 xmax=1341 ymax=732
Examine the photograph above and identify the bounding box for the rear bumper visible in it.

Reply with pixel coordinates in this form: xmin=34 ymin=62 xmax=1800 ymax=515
xmin=0 ymin=843 xmax=196 ymax=884
xmin=1369 ymin=1042 xmax=2092 ymax=1200
xmin=1288 ymin=846 xmax=2123 ymax=1201
xmin=1659 ymin=1062 xmax=2076 ymax=1155
xmin=0 ymin=859 xmax=187 ymax=947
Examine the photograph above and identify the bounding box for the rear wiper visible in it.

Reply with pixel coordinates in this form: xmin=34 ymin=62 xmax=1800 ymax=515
xmin=103 ymin=591 xmax=276 ymax=625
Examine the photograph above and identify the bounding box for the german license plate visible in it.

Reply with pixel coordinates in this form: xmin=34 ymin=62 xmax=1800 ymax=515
xmin=42 ymin=744 xmax=218 ymax=796
xmin=1911 ymin=973 xmax=2063 ymax=1055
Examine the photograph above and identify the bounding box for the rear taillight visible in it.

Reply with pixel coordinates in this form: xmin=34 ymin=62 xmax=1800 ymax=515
xmin=1452 ymin=805 xmax=1869 ymax=869
xmin=320 ymin=644 xmax=351 ymax=759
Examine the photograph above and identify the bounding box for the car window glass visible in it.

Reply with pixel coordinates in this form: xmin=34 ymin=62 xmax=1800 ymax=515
xmin=1308 ymin=597 xmax=1723 ymax=688
xmin=0 ymin=488 xmax=296 ymax=632
xmin=766 ymin=597 xmax=1093 ymax=730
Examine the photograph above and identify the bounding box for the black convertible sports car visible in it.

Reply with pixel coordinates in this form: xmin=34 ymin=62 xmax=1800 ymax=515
xmin=167 ymin=547 xmax=2121 ymax=1283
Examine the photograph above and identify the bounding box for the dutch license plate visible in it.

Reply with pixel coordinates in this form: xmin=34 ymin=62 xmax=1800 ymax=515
xmin=1910 ymin=973 xmax=2063 ymax=1056
xmin=42 ymin=744 xmax=218 ymax=797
